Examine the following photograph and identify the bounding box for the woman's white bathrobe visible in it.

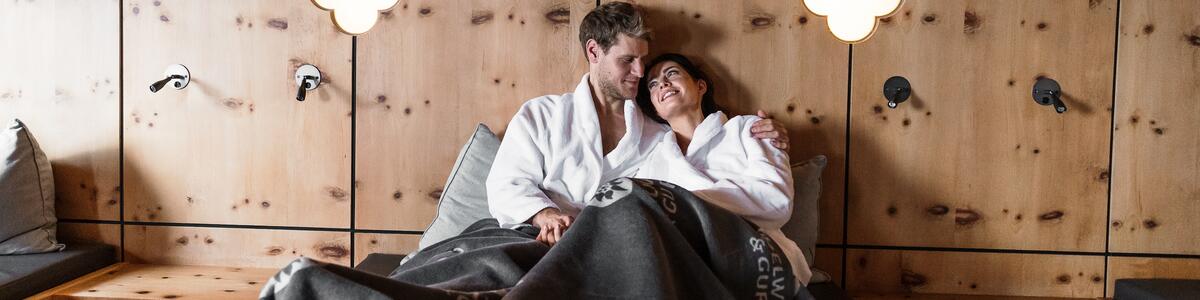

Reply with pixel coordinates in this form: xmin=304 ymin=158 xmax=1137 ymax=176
xmin=635 ymin=112 xmax=813 ymax=286
xmin=487 ymin=74 xmax=668 ymax=227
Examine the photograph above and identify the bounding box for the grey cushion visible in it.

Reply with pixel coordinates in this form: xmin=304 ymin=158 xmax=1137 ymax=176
xmin=0 ymin=242 xmax=117 ymax=299
xmin=355 ymin=253 xmax=408 ymax=277
xmin=0 ymin=119 xmax=64 ymax=255
xmin=781 ymin=155 xmax=827 ymax=281
xmin=1114 ymin=279 xmax=1200 ymax=300
xmin=417 ymin=124 xmax=500 ymax=250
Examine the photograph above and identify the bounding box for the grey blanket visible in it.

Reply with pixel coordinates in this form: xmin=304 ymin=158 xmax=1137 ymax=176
xmin=260 ymin=178 xmax=811 ymax=299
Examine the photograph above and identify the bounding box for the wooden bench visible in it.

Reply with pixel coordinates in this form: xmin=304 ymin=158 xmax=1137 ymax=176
xmin=28 ymin=263 xmax=278 ymax=299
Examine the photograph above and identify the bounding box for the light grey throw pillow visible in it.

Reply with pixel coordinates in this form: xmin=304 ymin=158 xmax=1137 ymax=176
xmin=0 ymin=119 xmax=64 ymax=255
xmin=416 ymin=124 xmax=500 ymax=250
xmin=781 ymin=155 xmax=827 ymax=281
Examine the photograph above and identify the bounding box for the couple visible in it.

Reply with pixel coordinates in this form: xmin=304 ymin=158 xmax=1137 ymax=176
xmin=487 ymin=0 xmax=811 ymax=287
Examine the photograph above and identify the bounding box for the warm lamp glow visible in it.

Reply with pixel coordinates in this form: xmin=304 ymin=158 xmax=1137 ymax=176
xmin=312 ymin=0 xmax=398 ymax=35
xmin=803 ymin=0 xmax=903 ymax=44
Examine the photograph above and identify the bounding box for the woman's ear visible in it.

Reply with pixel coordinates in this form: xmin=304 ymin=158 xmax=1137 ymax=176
xmin=697 ymin=79 xmax=708 ymax=96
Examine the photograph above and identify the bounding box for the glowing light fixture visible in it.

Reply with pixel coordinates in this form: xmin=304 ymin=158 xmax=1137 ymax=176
xmin=312 ymin=0 xmax=398 ymax=35
xmin=803 ymin=0 xmax=903 ymax=44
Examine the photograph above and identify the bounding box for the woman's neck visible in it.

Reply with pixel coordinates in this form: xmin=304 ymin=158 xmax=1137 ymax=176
xmin=666 ymin=113 xmax=704 ymax=154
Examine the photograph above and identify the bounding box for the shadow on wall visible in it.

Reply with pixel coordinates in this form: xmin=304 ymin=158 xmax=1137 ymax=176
xmin=52 ymin=147 xmax=120 ymax=220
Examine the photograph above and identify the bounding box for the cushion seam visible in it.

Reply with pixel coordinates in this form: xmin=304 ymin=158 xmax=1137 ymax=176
xmin=21 ymin=124 xmax=57 ymax=250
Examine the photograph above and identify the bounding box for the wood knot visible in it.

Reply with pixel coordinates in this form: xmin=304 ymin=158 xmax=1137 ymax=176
xmin=175 ymin=236 xmax=189 ymax=245
xmin=1111 ymin=220 xmax=1122 ymax=228
xmin=1142 ymin=24 xmax=1154 ymax=35
xmin=873 ymin=105 xmax=884 ymax=114
xmin=221 ymin=98 xmax=244 ymax=109
xmin=267 ymin=18 xmax=288 ymax=30
xmin=954 ymin=208 xmax=981 ymax=225
xmin=428 ymin=188 xmax=444 ymax=200
xmin=1089 ymin=0 xmax=1102 ymax=9
xmin=810 ymin=117 xmax=821 ymax=124
xmin=260 ymin=201 xmax=270 ymax=208
xmin=325 ymin=186 xmax=349 ymax=201
xmin=1189 ymin=34 xmax=1200 ymax=47
xmin=392 ymin=191 xmax=403 ymax=200
xmin=471 ymin=11 xmax=494 ymax=25
xmin=963 ymin=11 xmax=981 ymax=34
xmin=886 ymin=206 xmax=898 ymax=216
xmin=545 ymin=7 xmax=570 ymax=25
xmin=1153 ymin=127 xmax=1165 ymax=135
xmin=317 ymin=243 xmax=349 ymax=258
xmin=418 ymin=7 xmax=432 ymax=16
xmin=927 ymin=205 xmax=949 ymax=216
xmin=1097 ymin=171 xmax=1110 ymax=181
xmin=749 ymin=14 xmax=775 ymax=28
xmin=160 ymin=15 xmax=170 ymax=23
xmin=1038 ymin=210 xmax=1064 ymax=221
xmin=1056 ymin=274 xmax=1071 ymax=284
xmin=266 ymin=246 xmax=284 ymax=256
xmin=921 ymin=14 xmax=937 ymax=24
xmin=376 ymin=95 xmax=387 ymax=103
xmin=1036 ymin=22 xmax=1048 ymax=31
xmin=1143 ymin=219 xmax=1159 ymax=229
xmin=901 ymin=270 xmax=927 ymax=287
xmin=902 ymin=118 xmax=911 ymax=126
xmin=798 ymin=16 xmax=808 ymax=24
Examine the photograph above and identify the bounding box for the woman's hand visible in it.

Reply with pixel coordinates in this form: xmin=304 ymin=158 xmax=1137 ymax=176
xmin=530 ymin=207 xmax=574 ymax=246
xmin=750 ymin=110 xmax=790 ymax=151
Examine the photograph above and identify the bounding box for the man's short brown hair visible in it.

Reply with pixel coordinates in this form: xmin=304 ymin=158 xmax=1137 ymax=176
xmin=579 ymin=2 xmax=651 ymax=56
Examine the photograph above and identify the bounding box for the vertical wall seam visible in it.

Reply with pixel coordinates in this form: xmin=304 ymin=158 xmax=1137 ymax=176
xmin=350 ymin=36 xmax=358 ymax=267
xmin=118 ymin=0 xmax=126 ymax=262
xmin=1103 ymin=0 xmax=1123 ymax=297
xmin=841 ymin=44 xmax=853 ymax=287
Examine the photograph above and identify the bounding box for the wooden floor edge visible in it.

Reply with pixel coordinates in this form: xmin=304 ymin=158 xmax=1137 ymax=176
xmin=25 ymin=262 xmax=128 ymax=300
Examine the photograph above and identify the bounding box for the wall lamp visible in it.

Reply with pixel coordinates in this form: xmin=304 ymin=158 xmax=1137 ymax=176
xmin=803 ymin=0 xmax=903 ymax=44
xmin=311 ymin=0 xmax=398 ymax=35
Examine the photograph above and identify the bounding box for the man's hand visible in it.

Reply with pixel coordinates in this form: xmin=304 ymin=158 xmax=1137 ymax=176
xmin=529 ymin=207 xmax=574 ymax=246
xmin=750 ymin=110 xmax=790 ymax=151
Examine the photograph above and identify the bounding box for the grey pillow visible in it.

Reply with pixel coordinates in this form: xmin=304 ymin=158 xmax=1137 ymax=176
xmin=417 ymin=124 xmax=500 ymax=250
xmin=781 ymin=155 xmax=826 ymax=279
xmin=0 ymin=119 xmax=64 ymax=255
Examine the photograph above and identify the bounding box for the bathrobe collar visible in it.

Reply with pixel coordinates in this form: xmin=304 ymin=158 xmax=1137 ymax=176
xmin=684 ymin=112 xmax=728 ymax=158
xmin=570 ymin=74 xmax=648 ymax=165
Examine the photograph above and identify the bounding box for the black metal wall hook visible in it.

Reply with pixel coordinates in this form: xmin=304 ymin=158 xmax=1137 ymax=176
xmin=296 ymin=76 xmax=317 ymax=101
xmin=883 ymin=76 xmax=911 ymax=109
xmin=149 ymin=75 xmax=184 ymax=93
xmin=1032 ymin=77 xmax=1067 ymax=114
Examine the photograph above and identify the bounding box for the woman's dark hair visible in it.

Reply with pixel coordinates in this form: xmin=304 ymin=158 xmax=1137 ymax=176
xmin=636 ymin=53 xmax=719 ymax=124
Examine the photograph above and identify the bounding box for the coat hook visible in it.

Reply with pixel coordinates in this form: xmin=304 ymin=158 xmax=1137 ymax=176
xmin=1032 ymin=77 xmax=1066 ymax=114
xmin=149 ymin=64 xmax=190 ymax=93
xmin=883 ymin=76 xmax=910 ymax=109
xmin=295 ymin=64 xmax=321 ymax=101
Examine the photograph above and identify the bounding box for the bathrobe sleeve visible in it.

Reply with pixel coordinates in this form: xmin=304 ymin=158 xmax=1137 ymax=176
xmin=486 ymin=101 xmax=559 ymax=227
xmin=690 ymin=116 xmax=795 ymax=229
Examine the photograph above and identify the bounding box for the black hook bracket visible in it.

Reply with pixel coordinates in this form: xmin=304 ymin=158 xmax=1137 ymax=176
xmin=883 ymin=76 xmax=911 ymax=109
xmin=1032 ymin=77 xmax=1067 ymax=114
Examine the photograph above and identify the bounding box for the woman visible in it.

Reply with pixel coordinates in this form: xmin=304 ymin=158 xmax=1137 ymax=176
xmin=634 ymin=53 xmax=812 ymax=286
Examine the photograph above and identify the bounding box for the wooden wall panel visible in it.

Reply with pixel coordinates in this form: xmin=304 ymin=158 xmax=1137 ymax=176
xmin=356 ymin=0 xmax=591 ymax=230
xmin=122 ymin=0 xmax=352 ymax=227
xmin=124 ymin=225 xmax=350 ymax=268
xmin=0 ymin=0 xmax=120 ymax=221
xmin=58 ymin=222 xmax=122 ymax=259
xmin=353 ymin=233 xmax=421 ymax=265
xmin=846 ymin=249 xmax=1104 ymax=298
xmin=1109 ymin=0 xmax=1200 ymax=255
xmin=814 ymin=247 xmax=843 ymax=285
xmin=848 ymin=0 xmax=1115 ymax=251
xmin=623 ymin=0 xmax=849 ymax=244
xmin=1107 ymin=256 xmax=1200 ymax=296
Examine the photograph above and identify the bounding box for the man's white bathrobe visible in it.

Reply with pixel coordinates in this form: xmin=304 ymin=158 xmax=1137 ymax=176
xmin=635 ymin=112 xmax=813 ymax=286
xmin=487 ymin=75 xmax=668 ymax=227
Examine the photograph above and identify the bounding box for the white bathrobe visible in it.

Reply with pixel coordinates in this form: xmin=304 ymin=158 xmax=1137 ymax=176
xmin=635 ymin=112 xmax=813 ymax=286
xmin=487 ymin=74 xmax=668 ymax=227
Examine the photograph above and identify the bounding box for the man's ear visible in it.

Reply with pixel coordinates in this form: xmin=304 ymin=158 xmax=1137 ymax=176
xmin=585 ymin=39 xmax=602 ymax=64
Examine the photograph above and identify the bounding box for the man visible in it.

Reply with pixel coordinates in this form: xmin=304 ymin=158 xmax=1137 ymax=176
xmin=487 ymin=1 xmax=789 ymax=246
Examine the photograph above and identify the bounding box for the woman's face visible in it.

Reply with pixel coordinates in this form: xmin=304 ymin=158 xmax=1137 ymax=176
xmin=645 ymin=61 xmax=706 ymax=122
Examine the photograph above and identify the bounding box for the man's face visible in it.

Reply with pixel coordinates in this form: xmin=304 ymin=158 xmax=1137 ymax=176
xmin=592 ymin=34 xmax=649 ymax=100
